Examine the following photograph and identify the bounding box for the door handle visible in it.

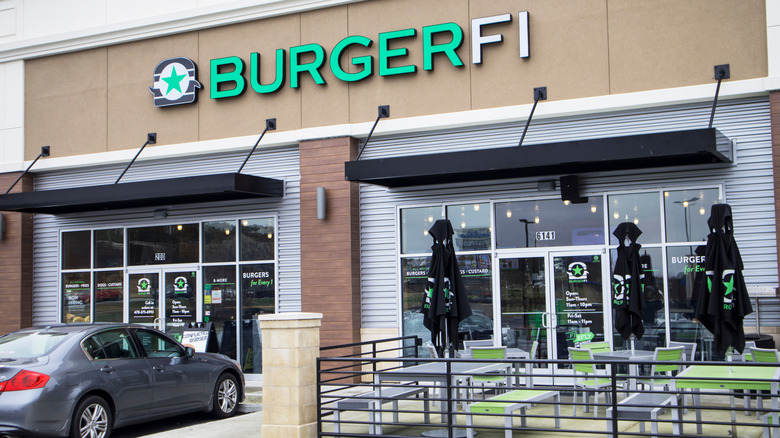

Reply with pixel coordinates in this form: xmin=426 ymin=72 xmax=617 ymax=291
xmin=99 ymin=365 xmax=114 ymax=374
xmin=541 ymin=312 xmax=548 ymax=328
xmin=153 ymin=365 xmax=166 ymax=373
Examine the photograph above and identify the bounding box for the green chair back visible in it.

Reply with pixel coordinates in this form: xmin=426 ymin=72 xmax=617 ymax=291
xmin=751 ymin=347 xmax=780 ymax=363
xmin=653 ymin=346 xmax=684 ymax=374
xmin=471 ymin=346 xmax=506 ymax=360
xmin=581 ymin=341 xmax=610 ymax=353
xmin=568 ymin=347 xmax=597 ymax=374
xmin=529 ymin=340 xmax=539 ymax=360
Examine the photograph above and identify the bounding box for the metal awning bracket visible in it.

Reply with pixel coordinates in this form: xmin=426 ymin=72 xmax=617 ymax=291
xmin=238 ymin=118 xmax=276 ymax=174
xmin=355 ymin=105 xmax=390 ymax=161
xmin=518 ymin=86 xmax=547 ymax=147
xmin=115 ymin=133 xmax=157 ymax=184
xmin=5 ymin=146 xmax=50 ymax=195
xmin=709 ymin=64 xmax=730 ymax=129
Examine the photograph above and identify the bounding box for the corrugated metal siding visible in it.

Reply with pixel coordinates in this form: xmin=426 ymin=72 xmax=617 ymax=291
xmin=32 ymin=146 xmax=301 ymax=324
xmin=358 ymin=97 xmax=780 ymax=328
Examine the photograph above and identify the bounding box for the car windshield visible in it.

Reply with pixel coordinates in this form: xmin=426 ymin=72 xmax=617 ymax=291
xmin=0 ymin=331 xmax=69 ymax=359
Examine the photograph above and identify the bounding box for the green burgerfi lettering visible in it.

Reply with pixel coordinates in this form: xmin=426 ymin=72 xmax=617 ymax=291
xmin=290 ymin=43 xmax=327 ymax=88
xmin=423 ymin=22 xmax=464 ymax=71
xmin=379 ymin=28 xmax=417 ymax=76
xmin=330 ymin=35 xmax=373 ymax=82
xmin=210 ymin=56 xmax=246 ymax=99
xmin=250 ymin=50 xmax=286 ymax=93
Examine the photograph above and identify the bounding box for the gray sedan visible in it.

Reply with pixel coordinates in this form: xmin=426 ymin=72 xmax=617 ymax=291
xmin=0 ymin=323 xmax=245 ymax=438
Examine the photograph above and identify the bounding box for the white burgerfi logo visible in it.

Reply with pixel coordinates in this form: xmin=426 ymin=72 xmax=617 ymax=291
xmin=149 ymin=57 xmax=202 ymax=107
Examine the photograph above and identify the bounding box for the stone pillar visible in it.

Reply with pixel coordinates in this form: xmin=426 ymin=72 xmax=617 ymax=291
xmin=259 ymin=312 xmax=322 ymax=438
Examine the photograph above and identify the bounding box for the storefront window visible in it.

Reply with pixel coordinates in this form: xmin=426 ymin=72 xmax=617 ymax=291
xmin=495 ymin=198 xmax=604 ymax=248
xmin=62 ymin=272 xmax=91 ymax=323
xmin=94 ymin=229 xmax=123 ymax=268
xmin=665 ymin=245 xmax=712 ymax=357
xmin=240 ymin=219 xmax=274 ymax=261
xmin=400 ymin=206 xmax=443 ymax=254
xmin=400 ymin=254 xmax=493 ymax=355
xmin=610 ymin=247 xmax=665 ymax=351
xmin=608 ymin=193 xmax=661 ymax=245
xmin=62 ymin=231 xmax=91 ymax=270
xmin=447 ymin=203 xmax=491 ymax=251
xmin=94 ymin=270 xmax=123 ymax=322
xmin=203 ymin=221 xmax=236 ymax=262
xmin=240 ymin=263 xmax=275 ymax=373
xmin=664 ymin=189 xmax=719 ymax=243
xmin=127 ymin=224 xmax=199 ymax=265
xmin=203 ymin=266 xmax=238 ymax=358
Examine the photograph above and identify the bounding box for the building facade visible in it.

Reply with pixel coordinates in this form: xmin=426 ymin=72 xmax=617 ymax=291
xmin=0 ymin=0 xmax=779 ymax=372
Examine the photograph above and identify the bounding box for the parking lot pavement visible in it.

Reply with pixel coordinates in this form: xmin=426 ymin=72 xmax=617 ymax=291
xmin=112 ymin=410 xmax=263 ymax=438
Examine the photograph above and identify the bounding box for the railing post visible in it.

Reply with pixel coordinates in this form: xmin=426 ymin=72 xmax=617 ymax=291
xmin=446 ymin=358 xmax=454 ymax=437
xmin=316 ymin=358 xmax=322 ymax=438
xmin=610 ymin=363 xmax=619 ymax=438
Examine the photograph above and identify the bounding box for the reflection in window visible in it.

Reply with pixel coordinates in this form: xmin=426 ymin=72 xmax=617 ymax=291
xmin=446 ymin=203 xmax=491 ymax=252
xmin=62 ymin=272 xmax=91 ymax=323
xmin=94 ymin=270 xmax=123 ymax=322
xmin=495 ymin=199 xmax=604 ymax=248
xmin=240 ymin=219 xmax=274 ymax=261
xmin=666 ymin=245 xmax=711 ymax=358
xmin=608 ymin=193 xmax=661 ymax=245
xmin=203 ymin=221 xmax=236 ymax=263
xmin=127 ymin=224 xmax=199 ymax=265
xmin=664 ymin=189 xmax=719 ymax=243
xmin=240 ymin=263 xmax=275 ymax=373
xmin=203 ymin=266 xmax=238 ymax=359
xmin=610 ymin=247 xmax=665 ymax=352
xmin=62 ymin=231 xmax=91 ymax=269
xmin=401 ymin=206 xmax=443 ymax=254
xmin=94 ymin=229 xmax=123 ymax=268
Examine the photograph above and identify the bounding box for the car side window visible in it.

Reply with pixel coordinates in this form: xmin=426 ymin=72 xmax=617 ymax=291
xmin=83 ymin=329 xmax=139 ymax=360
xmin=135 ymin=329 xmax=184 ymax=358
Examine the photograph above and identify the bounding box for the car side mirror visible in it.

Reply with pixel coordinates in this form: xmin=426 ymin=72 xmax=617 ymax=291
xmin=184 ymin=346 xmax=195 ymax=358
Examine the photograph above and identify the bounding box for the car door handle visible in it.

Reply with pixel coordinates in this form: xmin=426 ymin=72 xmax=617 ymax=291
xmin=99 ymin=365 xmax=114 ymax=374
xmin=153 ymin=365 xmax=166 ymax=373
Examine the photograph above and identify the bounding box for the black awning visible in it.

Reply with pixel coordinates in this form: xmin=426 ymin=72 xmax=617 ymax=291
xmin=345 ymin=128 xmax=732 ymax=188
xmin=0 ymin=172 xmax=284 ymax=214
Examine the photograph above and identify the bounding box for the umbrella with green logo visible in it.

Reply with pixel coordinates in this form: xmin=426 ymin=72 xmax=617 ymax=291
xmin=695 ymin=203 xmax=753 ymax=356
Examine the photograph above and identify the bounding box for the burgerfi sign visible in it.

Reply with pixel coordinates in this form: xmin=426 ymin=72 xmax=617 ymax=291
xmin=210 ymin=12 xmax=530 ymax=99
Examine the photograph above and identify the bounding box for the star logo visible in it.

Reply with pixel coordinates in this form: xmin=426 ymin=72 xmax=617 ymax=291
xmin=567 ymin=262 xmax=589 ymax=281
xmin=137 ymin=278 xmax=152 ymax=294
xmin=149 ymin=57 xmax=201 ymax=107
xmin=173 ymin=276 xmax=189 ymax=293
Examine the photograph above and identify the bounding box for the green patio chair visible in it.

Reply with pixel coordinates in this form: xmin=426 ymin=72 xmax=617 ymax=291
xmin=514 ymin=340 xmax=539 ymax=388
xmin=469 ymin=346 xmax=509 ymax=399
xmin=581 ymin=341 xmax=611 ymax=353
xmin=569 ymin=347 xmax=613 ymax=417
xmin=750 ymin=347 xmax=780 ymax=419
xmin=636 ymin=346 xmax=684 ymax=392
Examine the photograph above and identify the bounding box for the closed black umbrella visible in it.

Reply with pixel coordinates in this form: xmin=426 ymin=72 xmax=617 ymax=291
xmin=612 ymin=222 xmax=645 ymax=342
xmin=695 ymin=203 xmax=753 ymax=355
xmin=422 ymin=219 xmax=472 ymax=357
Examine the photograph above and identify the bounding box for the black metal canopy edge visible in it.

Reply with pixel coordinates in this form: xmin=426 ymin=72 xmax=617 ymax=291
xmin=344 ymin=128 xmax=732 ymax=188
xmin=0 ymin=173 xmax=284 ymax=214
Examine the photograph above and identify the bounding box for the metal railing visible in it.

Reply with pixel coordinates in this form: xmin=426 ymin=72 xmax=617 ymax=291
xmin=317 ymin=346 xmax=780 ymax=438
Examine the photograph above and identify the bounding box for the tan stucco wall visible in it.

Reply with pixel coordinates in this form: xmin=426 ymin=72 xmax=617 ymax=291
xmin=24 ymin=0 xmax=767 ymax=159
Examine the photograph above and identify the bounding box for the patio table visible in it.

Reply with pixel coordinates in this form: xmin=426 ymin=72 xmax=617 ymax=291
xmin=591 ymin=349 xmax=655 ymax=390
xmin=458 ymin=348 xmax=532 ymax=387
xmin=673 ymin=364 xmax=780 ymax=437
xmin=374 ymin=360 xmax=511 ymax=434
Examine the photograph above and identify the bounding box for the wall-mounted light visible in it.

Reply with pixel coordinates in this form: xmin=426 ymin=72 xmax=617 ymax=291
xmin=0 ymin=213 xmax=5 ymax=239
xmin=316 ymin=187 xmax=327 ymax=220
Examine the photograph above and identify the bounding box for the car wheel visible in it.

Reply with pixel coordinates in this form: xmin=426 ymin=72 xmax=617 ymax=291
xmin=70 ymin=395 xmax=112 ymax=438
xmin=212 ymin=373 xmax=239 ymax=418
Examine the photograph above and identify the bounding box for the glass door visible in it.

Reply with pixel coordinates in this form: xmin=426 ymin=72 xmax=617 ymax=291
xmin=498 ymin=250 xmax=607 ymax=367
xmin=128 ymin=270 xmax=160 ymax=327
xmin=550 ymin=251 xmax=606 ymax=360
xmin=127 ymin=268 xmax=198 ymax=330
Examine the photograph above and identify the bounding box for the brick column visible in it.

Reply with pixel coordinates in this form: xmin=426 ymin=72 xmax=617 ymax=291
xmin=259 ymin=312 xmax=322 ymax=438
xmin=299 ymin=137 xmax=360 ymax=352
xmin=0 ymin=172 xmax=33 ymax=334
